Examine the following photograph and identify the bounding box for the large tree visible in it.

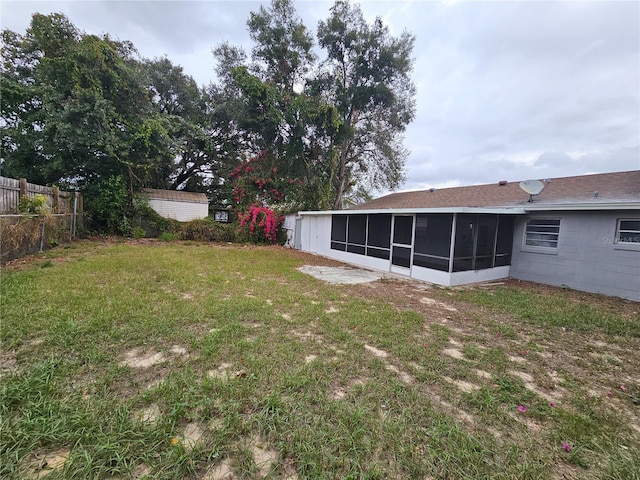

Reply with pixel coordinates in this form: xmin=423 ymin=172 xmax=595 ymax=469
xmin=317 ymin=1 xmax=416 ymax=208
xmin=213 ymin=0 xmax=333 ymax=210
xmin=1 ymin=13 xmax=172 ymax=190
xmin=214 ymin=0 xmax=416 ymax=210
xmin=139 ymin=57 xmax=241 ymax=203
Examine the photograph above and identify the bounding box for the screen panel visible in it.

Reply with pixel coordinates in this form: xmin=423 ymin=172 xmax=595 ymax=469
xmin=331 ymin=215 xmax=347 ymax=242
xmin=393 ymin=216 xmax=413 ymax=245
xmin=367 ymin=214 xmax=392 ymax=248
xmin=347 ymin=215 xmax=367 ymax=245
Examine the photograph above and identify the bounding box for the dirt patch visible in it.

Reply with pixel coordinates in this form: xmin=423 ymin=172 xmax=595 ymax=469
xmin=329 ymin=378 xmax=366 ymax=400
xmin=179 ymin=422 xmax=204 ymax=451
xmin=132 ymin=465 xmax=151 ymax=479
xmin=305 ymin=354 xmax=318 ymax=364
xmin=443 ymin=376 xmax=480 ymax=392
xmin=170 ymin=345 xmax=189 ymax=357
xmin=292 ymin=330 xmax=322 ymax=343
xmin=249 ymin=435 xmax=279 ymax=478
xmin=133 ymin=404 xmax=161 ymax=426
xmin=364 ymin=344 xmax=388 ymax=358
xmin=120 ymin=348 xmax=166 ymax=369
xmin=443 ymin=348 xmax=464 ymax=360
xmin=510 ymin=370 xmax=534 ymax=383
xmin=0 ymin=350 xmax=18 ymax=378
xmin=203 ymin=458 xmax=234 ymax=480
xmin=475 ymin=369 xmax=493 ymax=379
xmin=507 ymin=355 xmax=528 ymax=364
xmin=419 ymin=297 xmax=458 ymax=312
xmin=385 ymin=364 xmax=415 ymax=385
xmin=324 ymin=306 xmax=339 ymax=314
xmin=207 ymin=363 xmax=233 ymax=380
xmin=20 ymin=448 xmax=70 ymax=479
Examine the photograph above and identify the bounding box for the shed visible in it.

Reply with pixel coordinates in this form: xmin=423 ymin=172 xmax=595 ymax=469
xmin=140 ymin=188 xmax=208 ymax=222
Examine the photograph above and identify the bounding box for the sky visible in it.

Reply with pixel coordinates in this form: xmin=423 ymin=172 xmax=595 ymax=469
xmin=2 ymin=0 xmax=639 ymax=193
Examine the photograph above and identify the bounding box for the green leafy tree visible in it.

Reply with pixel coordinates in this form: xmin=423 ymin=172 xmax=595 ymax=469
xmin=317 ymin=1 xmax=416 ymax=208
xmin=213 ymin=0 xmax=416 ymax=210
xmin=139 ymin=57 xmax=240 ymax=204
xmin=1 ymin=13 xmax=172 ymax=191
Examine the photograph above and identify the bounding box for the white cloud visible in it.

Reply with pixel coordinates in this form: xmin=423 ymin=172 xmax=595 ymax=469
xmin=1 ymin=0 xmax=638 ymax=191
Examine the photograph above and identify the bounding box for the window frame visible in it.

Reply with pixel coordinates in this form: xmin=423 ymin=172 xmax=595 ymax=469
xmin=521 ymin=217 xmax=561 ymax=254
xmin=614 ymin=218 xmax=640 ymax=251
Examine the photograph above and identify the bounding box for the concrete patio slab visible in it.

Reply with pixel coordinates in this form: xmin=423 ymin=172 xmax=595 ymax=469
xmin=297 ymin=265 xmax=383 ymax=284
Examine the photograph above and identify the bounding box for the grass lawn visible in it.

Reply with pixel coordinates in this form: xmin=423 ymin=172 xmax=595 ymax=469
xmin=1 ymin=240 xmax=639 ymax=479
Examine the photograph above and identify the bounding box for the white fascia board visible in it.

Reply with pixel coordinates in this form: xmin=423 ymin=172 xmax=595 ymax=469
xmin=297 ymin=206 xmax=526 ymax=216
xmin=524 ymin=202 xmax=640 ymax=212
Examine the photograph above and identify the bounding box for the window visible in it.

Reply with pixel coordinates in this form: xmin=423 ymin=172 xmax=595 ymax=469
xmin=616 ymin=219 xmax=640 ymax=244
xmin=523 ymin=218 xmax=560 ymax=251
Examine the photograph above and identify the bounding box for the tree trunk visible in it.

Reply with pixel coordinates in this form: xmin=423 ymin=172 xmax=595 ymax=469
xmin=332 ymin=141 xmax=349 ymax=210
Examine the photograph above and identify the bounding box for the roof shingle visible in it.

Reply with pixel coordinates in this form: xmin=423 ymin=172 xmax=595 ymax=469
xmin=141 ymin=188 xmax=208 ymax=204
xmin=350 ymin=170 xmax=640 ymax=210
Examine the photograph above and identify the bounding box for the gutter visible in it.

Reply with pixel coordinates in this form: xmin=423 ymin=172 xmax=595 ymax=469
xmin=297 ymin=201 xmax=640 ymax=216
xmin=523 ymin=202 xmax=640 ymax=211
xmin=297 ymin=206 xmax=527 ymax=216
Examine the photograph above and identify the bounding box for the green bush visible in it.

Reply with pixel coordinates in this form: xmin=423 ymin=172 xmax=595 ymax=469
xmin=178 ymin=218 xmax=237 ymax=242
xmin=158 ymin=232 xmax=179 ymax=242
xmin=83 ymin=176 xmax=134 ymax=235
xmin=132 ymin=226 xmax=146 ymax=239
xmin=18 ymin=194 xmax=48 ymax=214
xmin=132 ymin=201 xmax=178 ymax=237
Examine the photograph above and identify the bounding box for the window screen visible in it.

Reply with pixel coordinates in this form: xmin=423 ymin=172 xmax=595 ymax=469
xmin=413 ymin=214 xmax=453 ymax=272
xmin=331 ymin=215 xmax=347 ymax=242
xmin=347 ymin=215 xmax=367 ymax=245
xmin=524 ymin=219 xmax=560 ymax=250
xmin=495 ymin=216 xmax=515 ymax=266
xmin=393 ymin=216 xmax=413 ymax=245
xmin=452 ymin=214 xmax=511 ymax=272
xmin=367 ymin=214 xmax=392 ymax=248
xmin=330 ymin=213 xmax=391 ymax=259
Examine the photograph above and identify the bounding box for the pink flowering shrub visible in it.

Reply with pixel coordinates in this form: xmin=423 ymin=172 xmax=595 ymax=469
xmin=230 ymin=150 xmax=299 ymax=209
xmin=230 ymin=150 xmax=299 ymax=244
xmin=238 ymin=204 xmax=283 ymax=244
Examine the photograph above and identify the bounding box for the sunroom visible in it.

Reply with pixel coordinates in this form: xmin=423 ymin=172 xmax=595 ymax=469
xmin=296 ymin=207 xmax=525 ymax=286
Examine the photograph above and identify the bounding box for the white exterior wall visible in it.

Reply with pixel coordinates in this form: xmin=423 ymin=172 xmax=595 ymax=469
xmin=147 ymin=199 xmax=208 ymax=222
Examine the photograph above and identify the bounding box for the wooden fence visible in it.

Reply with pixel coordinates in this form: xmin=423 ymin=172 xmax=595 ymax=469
xmin=0 ymin=176 xmax=82 ymax=215
xmin=0 ymin=177 xmax=84 ymax=263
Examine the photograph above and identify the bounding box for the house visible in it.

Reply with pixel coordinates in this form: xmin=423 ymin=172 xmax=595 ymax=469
xmin=293 ymin=170 xmax=640 ymax=301
xmin=140 ymin=188 xmax=208 ymax=222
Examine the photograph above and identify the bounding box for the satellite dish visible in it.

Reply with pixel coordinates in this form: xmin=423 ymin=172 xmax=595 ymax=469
xmin=519 ymin=180 xmax=545 ymax=202
xmin=519 ymin=180 xmax=545 ymax=195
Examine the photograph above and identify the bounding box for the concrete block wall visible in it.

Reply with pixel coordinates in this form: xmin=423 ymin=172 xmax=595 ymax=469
xmin=510 ymin=211 xmax=639 ymax=301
